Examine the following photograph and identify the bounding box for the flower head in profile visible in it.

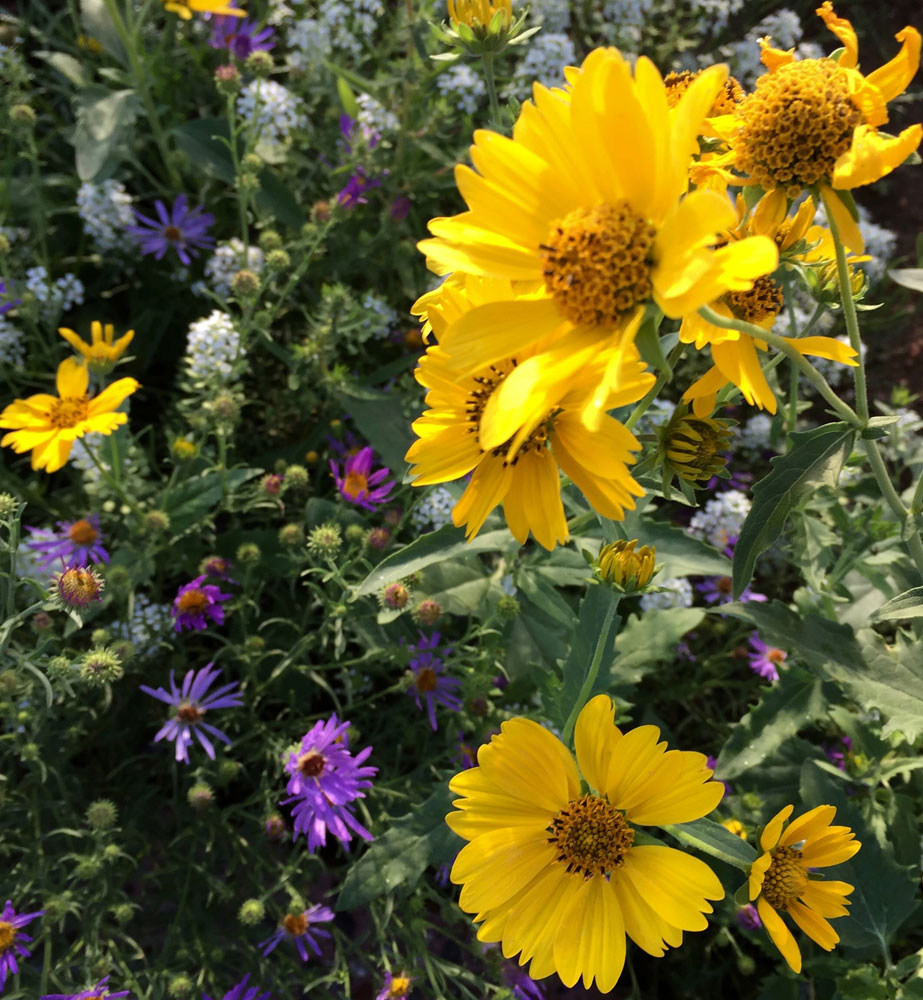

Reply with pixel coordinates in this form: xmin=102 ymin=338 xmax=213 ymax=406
xmin=0 ymin=899 xmax=43 ymax=989
xmin=27 ymin=514 xmax=108 ymax=569
xmin=208 ymin=6 xmax=273 ymax=59
xmin=259 ymin=904 xmax=334 ymax=963
xmin=447 ymin=694 xmax=725 ymax=992
xmin=140 ymin=663 xmax=242 ymax=764
xmin=203 ymin=973 xmax=270 ymax=1000
xmin=162 ymin=0 xmax=246 ymax=19
xmin=331 ymin=445 xmax=394 ymax=511
xmin=127 ymin=193 xmax=215 ymax=265
xmin=51 ymin=565 xmax=105 ymax=610
xmin=408 ymin=632 xmax=462 ymax=731
xmin=171 ymin=574 xmax=232 ymax=632
xmin=376 ymin=970 xmax=414 ymax=1000
xmin=748 ymin=633 xmax=786 ymax=681
xmin=748 ymin=803 xmax=860 ymax=972
xmin=41 ymin=975 xmax=130 ymax=1000
xmin=58 ymin=321 xmax=134 ymax=372
xmin=282 ymin=714 xmax=377 ymax=851
xmin=0 ymin=357 xmax=139 ymax=473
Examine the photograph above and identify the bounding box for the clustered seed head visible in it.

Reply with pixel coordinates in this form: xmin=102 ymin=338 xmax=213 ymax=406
xmin=733 ymin=60 xmax=862 ymax=197
xmin=664 ymin=70 xmax=744 ymax=115
xmin=541 ymin=201 xmax=657 ymax=328
xmin=382 ymin=581 xmax=410 ymax=610
xmin=547 ymin=795 xmax=635 ymax=879
xmin=761 ymin=845 xmax=809 ymax=909
xmin=723 ymin=275 xmax=786 ymax=326
xmin=54 ymin=566 xmax=105 ymax=609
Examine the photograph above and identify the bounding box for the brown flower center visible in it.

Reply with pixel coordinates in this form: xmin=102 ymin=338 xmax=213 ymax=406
xmin=177 ymin=589 xmax=208 ymax=615
xmin=176 ymin=701 xmax=203 ymax=723
xmin=283 ymin=912 xmax=308 ymax=936
xmin=761 ymin=845 xmax=809 ymax=909
xmin=733 ymin=59 xmax=862 ymax=197
xmin=664 ymin=70 xmax=745 ymax=115
xmin=717 ymin=576 xmax=733 ymax=594
xmin=0 ymin=920 xmax=14 ymax=952
xmin=68 ymin=518 xmax=98 ymax=546
xmin=163 ymin=225 xmax=182 ymax=242
xmin=342 ymin=471 xmax=369 ymax=499
xmin=547 ymin=794 xmax=635 ymax=879
xmin=49 ymin=395 xmax=90 ymax=429
xmin=415 ymin=667 xmax=438 ymax=693
xmin=540 ymin=202 xmax=657 ymax=328
xmin=723 ymin=275 xmax=785 ymax=326
xmin=297 ymin=750 xmax=326 ymax=777
xmin=768 ymin=648 xmax=787 ymax=664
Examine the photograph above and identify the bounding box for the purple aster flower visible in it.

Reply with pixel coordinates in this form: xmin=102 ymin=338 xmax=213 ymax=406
xmin=126 ymin=194 xmax=215 ymax=266
xmin=336 ymin=166 xmax=382 ymax=209
xmin=748 ymin=633 xmax=787 ymax=682
xmin=736 ymin=903 xmax=762 ymax=930
xmin=697 ymin=574 xmax=766 ymax=607
xmin=502 ymin=963 xmax=546 ymax=1000
xmin=171 ymin=574 xmax=232 ymax=632
xmin=375 ymin=970 xmax=413 ymax=1000
xmin=26 ymin=514 xmax=109 ymax=569
xmin=203 ymin=973 xmax=271 ymax=1000
xmin=823 ymin=735 xmax=853 ymax=771
xmin=330 ymin=445 xmax=394 ymax=511
xmin=0 ymin=279 xmax=20 ymax=316
xmin=705 ymin=756 xmax=731 ymax=797
xmin=259 ymin=904 xmax=334 ymax=963
xmin=408 ymin=632 xmax=462 ymax=732
xmin=454 ymin=733 xmax=478 ymax=770
xmin=282 ymin=714 xmax=377 ymax=851
xmin=208 ymin=6 xmax=274 ymax=60
xmin=140 ymin=662 xmax=242 ymax=764
xmin=0 ymin=899 xmax=43 ymax=989
xmin=41 ymin=976 xmax=130 ymax=999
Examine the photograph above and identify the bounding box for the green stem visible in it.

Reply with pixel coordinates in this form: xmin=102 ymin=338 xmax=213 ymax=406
xmin=698 ymin=305 xmax=862 ymax=428
xmin=787 ymin=358 xmax=799 ymax=434
xmin=910 ymin=463 xmax=923 ymax=517
xmin=863 ymin=438 xmax=923 ymax=576
xmin=561 ymin=597 xmax=619 ymax=746
xmin=81 ymin=439 xmax=144 ymax=516
xmin=819 ymin=188 xmax=869 ymax=423
xmin=624 ymin=341 xmax=685 ymax=432
xmin=480 ymin=53 xmax=502 ymax=129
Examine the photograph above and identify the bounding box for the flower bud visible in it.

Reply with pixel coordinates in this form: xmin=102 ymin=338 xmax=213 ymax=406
xmin=307 ymin=522 xmax=342 ymax=558
xmin=236 ymin=542 xmax=261 ymax=564
xmin=412 ymin=599 xmax=442 ymax=627
xmin=661 ymin=411 xmax=734 ymax=483
xmin=215 ymin=63 xmax=241 ymax=93
xmin=381 ymin=581 xmax=410 ymax=610
xmin=86 ymin=799 xmax=118 ymax=831
xmin=282 ymin=464 xmax=308 ymax=489
xmin=231 ymin=268 xmax=260 ymax=297
xmin=497 ymin=594 xmax=520 ymax=620
xmin=278 ymin=522 xmax=304 ymax=547
xmin=259 ymin=229 xmax=282 ymax=251
xmin=144 ymin=510 xmax=170 ymax=533
xmin=79 ymin=646 xmax=123 ymax=686
xmin=366 ymin=526 xmax=391 ymax=551
xmin=245 ymin=50 xmax=273 ymax=77
xmin=0 ymin=492 xmax=17 ymax=517
xmin=238 ymin=898 xmax=266 ymax=925
xmin=596 ymin=539 xmax=657 ymax=592
xmin=187 ymin=782 xmax=214 ymax=810
xmin=168 ymin=974 xmax=195 ymax=998
xmin=266 ymin=248 xmax=290 ymax=271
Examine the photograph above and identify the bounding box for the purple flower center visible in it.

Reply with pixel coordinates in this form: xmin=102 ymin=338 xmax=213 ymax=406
xmin=297 ymin=750 xmax=326 ymax=777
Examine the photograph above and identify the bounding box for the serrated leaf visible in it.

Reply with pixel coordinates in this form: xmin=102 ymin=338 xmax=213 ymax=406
xmin=871 ymin=586 xmax=923 ymax=622
xmin=662 ymin=817 xmax=757 ymax=871
xmin=716 ymin=668 xmax=831 ymax=778
xmin=733 ymin=423 xmax=854 ymax=597
xmin=612 ymin=607 xmax=704 ymax=685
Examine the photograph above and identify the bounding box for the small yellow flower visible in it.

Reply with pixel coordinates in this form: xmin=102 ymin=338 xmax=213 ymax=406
xmin=0 ymin=358 xmax=139 ymax=473
xmin=596 ymin=539 xmax=657 ymax=591
xmin=76 ymin=35 xmax=103 ymax=54
xmin=748 ymin=803 xmax=860 ymax=973
xmin=447 ymin=0 xmax=511 ymax=30
xmin=171 ymin=437 xmax=199 ymax=460
xmin=58 ymin=321 xmax=134 ymax=372
xmin=721 ymin=818 xmax=747 ymax=839
xmin=162 ymin=0 xmax=246 ymax=19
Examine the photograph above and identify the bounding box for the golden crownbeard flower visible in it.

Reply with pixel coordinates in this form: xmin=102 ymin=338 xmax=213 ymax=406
xmin=58 ymin=321 xmax=134 ymax=372
xmin=405 ymin=328 xmax=653 ymax=549
xmin=711 ymin=2 xmax=921 ymax=252
xmin=596 ymin=539 xmax=657 ymax=590
xmin=664 ymin=69 xmax=745 ymax=116
xmin=162 ymin=0 xmax=246 ymax=18
xmin=417 ymin=48 xmax=778 ymax=430
xmin=748 ymin=803 xmax=860 ymax=973
xmin=0 ymin=358 xmax=139 ymax=473
xmin=662 ymin=410 xmax=734 ymax=482
xmin=447 ymin=695 xmax=725 ymax=993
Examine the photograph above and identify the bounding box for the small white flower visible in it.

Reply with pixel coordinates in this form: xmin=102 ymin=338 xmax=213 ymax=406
xmin=640 ymin=577 xmax=694 ymax=611
xmin=436 ymin=63 xmax=486 ymax=115
xmin=201 ymin=239 xmax=265 ymax=299
xmin=0 ymin=316 xmax=25 ymax=366
xmin=506 ymin=32 xmax=577 ymax=99
xmin=411 ymin=486 xmax=455 ymax=532
xmin=185 ymin=310 xmax=244 ymax=380
xmin=236 ymin=79 xmax=308 ymax=149
xmin=77 ymin=180 xmax=135 ymax=253
xmin=688 ymin=489 xmax=752 ymax=550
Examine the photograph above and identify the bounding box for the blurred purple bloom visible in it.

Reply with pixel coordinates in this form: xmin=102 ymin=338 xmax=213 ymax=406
xmin=748 ymin=633 xmax=786 ymax=682
xmin=260 ymin=904 xmax=334 ymax=963
xmin=455 ymin=733 xmax=478 ymax=770
xmin=0 ymin=899 xmax=43 ymax=990
xmin=697 ymin=574 xmax=766 ymax=607
xmin=208 ymin=6 xmax=274 ymax=60
xmin=0 ymin=279 xmax=20 ymax=316
xmin=140 ymin=662 xmax=242 ymax=764
xmin=502 ymin=963 xmax=546 ymax=1000
xmin=26 ymin=514 xmax=108 ymax=569
xmin=282 ymin=714 xmax=377 ymax=851
xmin=331 ymin=445 xmax=394 ymax=511
xmin=390 ymin=195 xmax=411 ymax=222
xmin=375 ymin=970 xmax=414 ymax=1000
xmin=171 ymin=574 xmax=232 ymax=632
xmin=336 ymin=166 xmax=382 ymax=209
xmin=41 ymin=977 xmax=130 ymax=1000
xmin=408 ymin=632 xmax=462 ymax=731
xmin=706 ymin=755 xmax=731 ymax=797
xmin=203 ymin=974 xmax=271 ymax=1000
xmin=737 ymin=903 xmax=762 ymax=930
xmin=824 ymin=735 xmax=853 ymax=771
xmin=127 ymin=194 xmax=215 ymax=265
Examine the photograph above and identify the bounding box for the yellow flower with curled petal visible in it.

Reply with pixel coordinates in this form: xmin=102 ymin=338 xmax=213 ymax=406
xmin=162 ymin=0 xmax=245 ymax=18
xmin=446 ymin=694 xmax=725 ymax=993
xmin=58 ymin=321 xmax=134 ymax=373
xmin=748 ymin=803 xmax=860 ymax=973
xmin=447 ymin=0 xmax=511 ymax=30
xmin=417 ymin=47 xmax=777 ymax=432
xmin=710 ymin=3 xmax=921 ymax=253
xmin=0 ymin=358 xmax=139 ymax=473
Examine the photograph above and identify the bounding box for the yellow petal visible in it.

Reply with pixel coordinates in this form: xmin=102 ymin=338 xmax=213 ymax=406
xmin=501 ymin=448 xmax=569 ymax=550
xmin=604 ymin=725 xmax=669 ymax=810
xmin=832 ymin=124 xmax=923 ymax=193
xmin=820 ymin=184 xmax=865 ymax=252
xmin=30 ymin=433 xmax=73 ymax=473
xmin=88 ymin=377 xmax=140 ymax=416
xmin=757 ymin=897 xmax=802 ymax=973
xmin=779 ymin=804 xmax=837 ymax=847
xmin=788 ymin=899 xmax=839 ymax=950
xmin=666 ymin=63 xmax=728 ymax=211
xmin=815 ymin=3 xmax=858 ymax=68
xmin=553 ymin=875 xmax=626 ymax=993
xmin=58 ymin=327 xmax=90 ymax=357
xmin=574 ymin=694 xmax=623 ymax=795
xmin=760 ymin=804 xmax=794 ymax=851
xmin=865 ymin=26 xmax=922 ymax=105
xmin=611 ymin=867 xmax=683 ymax=956
xmin=800 ymin=880 xmax=853 ymax=918
xmin=749 ymin=852 xmax=771 ymax=901
xmin=711 ymin=337 xmax=777 ymax=413
xmin=760 ymin=38 xmax=796 ymax=72
xmin=782 ymin=335 xmax=858 ymax=366
xmin=452 ymin=454 xmax=514 ymax=540
xmin=798 ymin=831 xmax=861 ymax=868
xmin=454 ymin=829 xmax=556 ymax=913
xmin=750 ymin=188 xmax=788 ymax=237
xmin=56 ymin=356 xmax=89 ymax=398
xmin=621 ymin=846 xmax=723 ymax=931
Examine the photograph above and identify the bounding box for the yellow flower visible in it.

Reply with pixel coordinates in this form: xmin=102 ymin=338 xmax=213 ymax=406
xmin=405 ymin=328 xmax=653 ymax=549
xmin=447 ymin=0 xmax=511 ymax=30
xmin=748 ymin=803 xmax=860 ymax=973
xmin=0 ymin=358 xmax=139 ymax=473
xmin=713 ymin=3 xmax=921 ymax=252
xmin=596 ymin=539 xmax=657 ymax=590
xmin=722 ymin=818 xmax=747 ymax=839
xmin=446 ymin=694 xmax=725 ymax=993
xmin=162 ymin=0 xmax=246 ymax=18
xmin=417 ymin=48 xmax=778 ymax=429
xmin=58 ymin=321 xmax=134 ymax=372
xmin=662 ymin=409 xmax=734 ymax=482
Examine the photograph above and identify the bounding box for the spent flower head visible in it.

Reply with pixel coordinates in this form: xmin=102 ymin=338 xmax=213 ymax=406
xmin=52 ymin=566 xmax=105 ymax=610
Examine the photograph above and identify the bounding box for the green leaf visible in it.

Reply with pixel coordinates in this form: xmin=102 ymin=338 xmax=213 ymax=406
xmin=889 ymin=268 xmax=923 ymax=293
xmin=80 ymin=0 xmax=126 ymax=64
xmin=73 ymin=87 xmax=141 ymax=181
xmin=630 ymin=520 xmax=731 ymax=577
xmin=336 ymin=782 xmax=462 ymax=910
xmin=716 ymin=668 xmax=832 ymax=779
xmin=337 ymin=388 xmax=415 ymax=483
xmin=336 ymin=75 xmax=360 ymax=118
xmin=732 ymin=423 xmax=854 ymax=597
xmin=872 ymin=586 xmax=923 ymax=622
xmin=354 ymin=526 xmax=512 ymax=597
xmin=162 ymin=468 xmax=263 ymax=535
xmin=36 ymin=51 xmax=90 ymax=87
xmin=612 ymin=607 xmax=704 ymax=685
xmin=419 ymin=560 xmax=497 ymax=616
xmin=634 ymin=309 xmax=670 ymax=374
xmin=662 ymin=817 xmax=757 ymax=871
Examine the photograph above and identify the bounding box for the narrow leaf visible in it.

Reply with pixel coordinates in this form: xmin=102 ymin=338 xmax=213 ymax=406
xmin=871 ymin=586 xmax=923 ymax=622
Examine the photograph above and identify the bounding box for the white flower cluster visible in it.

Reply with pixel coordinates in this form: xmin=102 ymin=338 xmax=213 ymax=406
xmin=356 ymin=93 xmax=398 ymax=139
xmin=267 ymin=0 xmax=295 ymax=24
xmin=737 ymin=413 xmax=774 ymax=452
xmin=688 ymin=489 xmax=751 ymax=550
xmin=410 ymin=486 xmax=455 ymax=532
xmin=17 ymin=530 xmax=54 ymax=580
xmin=287 ymin=16 xmax=331 ymax=71
xmin=521 ymin=0 xmax=571 ymax=31
xmin=359 ymin=292 xmax=398 ymax=339
xmin=185 ymin=310 xmax=243 ymax=380
xmin=600 ymin=0 xmax=654 ymax=48
xmin=0 ymin=316 xmax=24 ymax=367
xmin=24 ymin=266 xmax=85 ymax=320
xmin=76 ymin=179 xmax=134 ymax=253
xmin=197 ymin=238 xmax=265 ymax=299
xmin=113 ymin=593 xmax=172 ymax=659
xmin=436 ymin=63 xmax=486 ymax=115
xmin=237 ymin=79 xmax=308 ymax=149
xmin=321 ymin=0 xmax=385 ymax=60
xmin=639 ymin=576 xmax=694 ymax=611
xmin=688 ymin=0 xmax=744 ymax=32
xmin=506 ymin=32 xmax=577 ymax=99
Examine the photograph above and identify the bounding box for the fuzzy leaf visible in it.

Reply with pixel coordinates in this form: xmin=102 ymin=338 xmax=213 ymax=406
xmin=871 ymin=586 xmax=923 ymax=622
xmin=612 ymin=607 xmax=704 ymax=685
xmin=663 ymin=817 xmax=757 ymax=871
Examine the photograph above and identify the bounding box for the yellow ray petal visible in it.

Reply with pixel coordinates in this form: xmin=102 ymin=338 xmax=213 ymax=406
xmin=779 ymin=804 xmax=837 ymax=847
xmin=800 ymin=880 xmax=853 ymax=918
xmin=501 ymin=448 xmax=569 ymax=550
xmin=757 ymin=898 xmax=802 ymax=973
xmin=760 ymin=804 xmax=795 ymax=851
xmin=574 ymin=694 xmax=623 ymax=795
xmin=455 ymin=829 xmax=556 ymax=913
xmin=865 ymin=26 xmax=922 ymax=105
xmin=621 ymin=846 xmax=723 ymax=931
xmin=788 ymin=899 xmax=839 ymax=950
xmin=832 ymin=125 xmax=923 ymax=193
xmin=56 ymin=357 xmax=89 ymax=398
xmin=452 ymin=454 xmax=514 ymax=540
xmin=815 ymin=3 xmax=858 ymax=68
xmin=612 ymin=867 xmax=683 ymax=956
xmin=748 ymin=852 xmax=771 ymax=901
xmin=554 ymin=875 xmax=627 ymax=993
xmin=88 ymin=377 xmax=140 ymax=417
xmin=711 ymin=337 xmax=777 ymax=413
